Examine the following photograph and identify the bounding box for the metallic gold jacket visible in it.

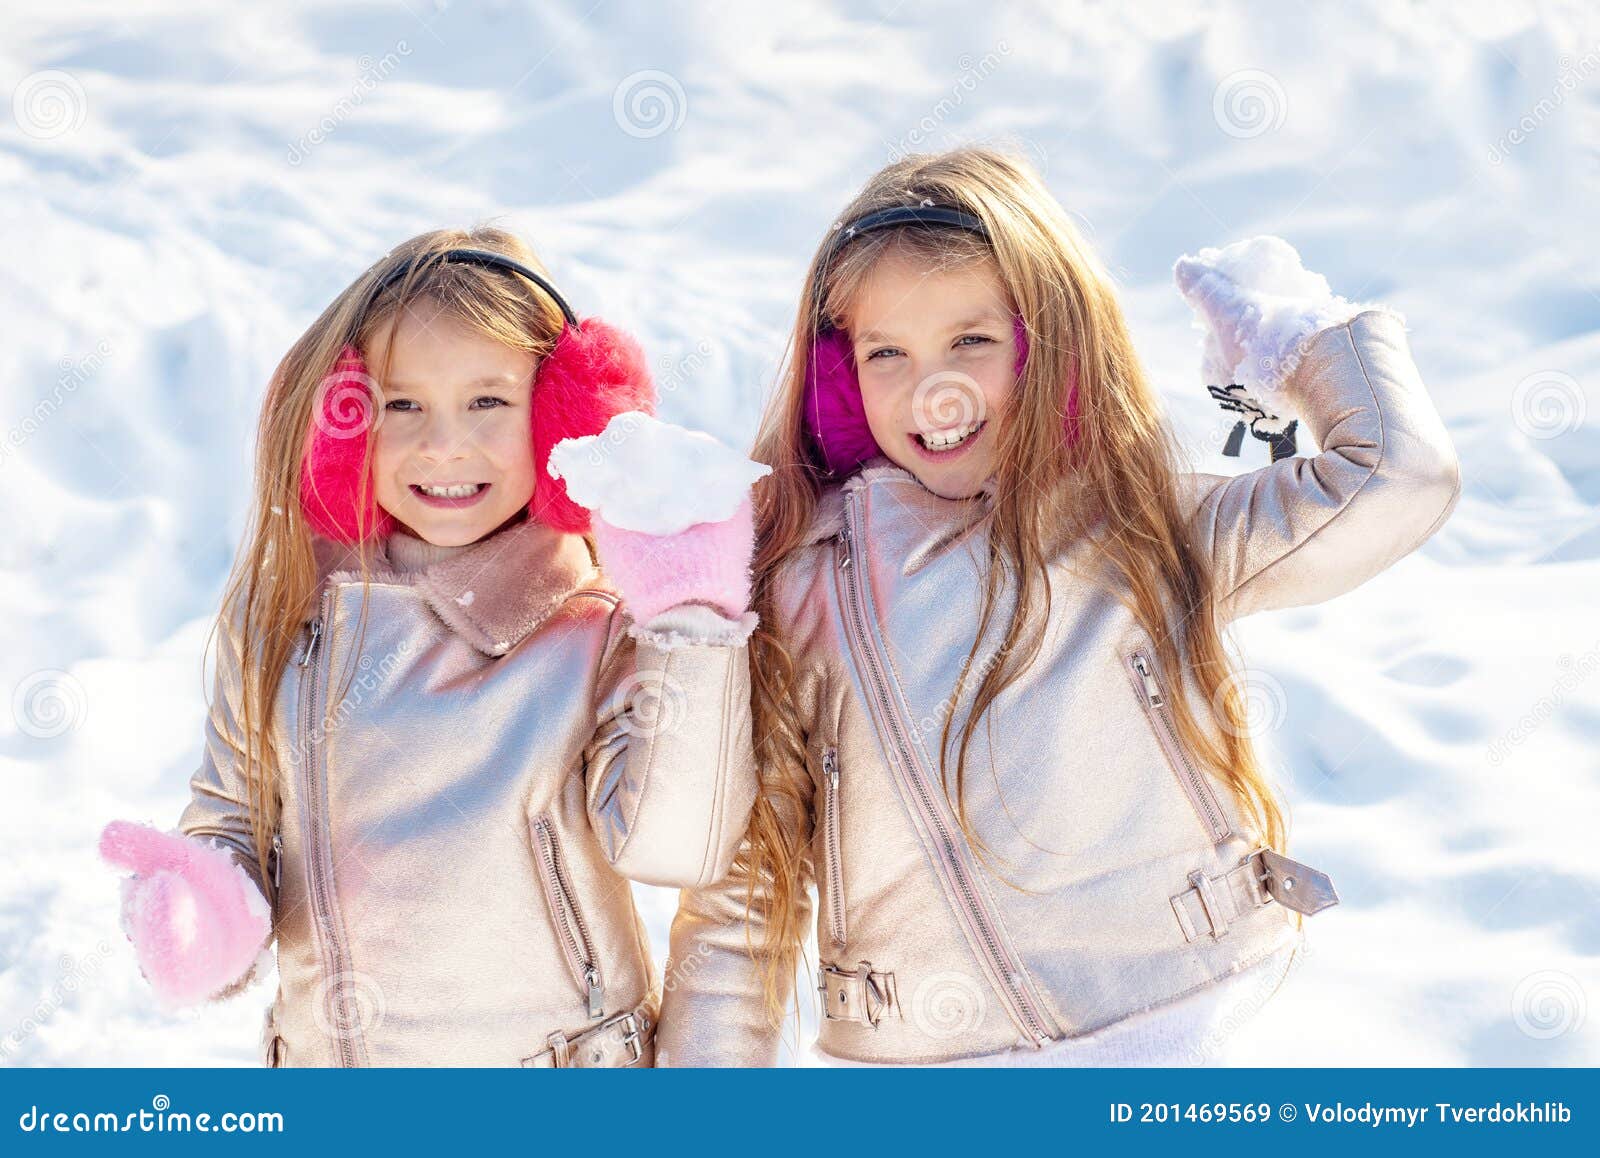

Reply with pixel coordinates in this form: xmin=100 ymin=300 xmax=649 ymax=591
xmin=179 ymin=516 xmax=758 ymax=1066
xmin=657 ymin=309 xmax=1461 ymax=1065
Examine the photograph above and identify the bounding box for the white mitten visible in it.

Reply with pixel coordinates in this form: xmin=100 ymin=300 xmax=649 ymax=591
xmin=1173 ymin=235 xmax=1394 ymax=461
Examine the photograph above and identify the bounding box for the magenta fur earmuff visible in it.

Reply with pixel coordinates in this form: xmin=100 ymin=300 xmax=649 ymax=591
xmin=803 ymin=314 xmax=1081 ymax=476
xmin=297 ymin=251 xmax=656 ymax=543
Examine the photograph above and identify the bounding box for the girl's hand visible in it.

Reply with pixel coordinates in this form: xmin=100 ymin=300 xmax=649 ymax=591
xmin=1173 ymin=234 xmax=1380 ymax=406
xmin=99 ymin=821 xmax=272 ymax=1008
xmin=548 ymin=411 xmax=769 ymax=631
xmin=589 ymin=495 xmax=756 ymax=627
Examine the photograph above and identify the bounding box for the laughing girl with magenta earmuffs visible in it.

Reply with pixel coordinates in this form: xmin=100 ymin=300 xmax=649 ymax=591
xmin=98 ymin=227 xmax=766 ymax=1067
xmin=657 ymin=147 xmax=1462 ymax=1067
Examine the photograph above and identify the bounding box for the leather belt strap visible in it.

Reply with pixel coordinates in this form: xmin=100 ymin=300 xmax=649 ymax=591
xmin=1172 ymin=848 xmax=1339 ymax=942
xmin=819 ymin=960 xmax=899 ymax=1028
xmin=521 ymin=1000 xmax=655 ymax=1068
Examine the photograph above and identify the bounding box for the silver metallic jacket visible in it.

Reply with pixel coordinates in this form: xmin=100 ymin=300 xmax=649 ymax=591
xmin=657 ymin=309 xmax=1462 ymax=1065
xmin=179 ymin=516 xmax=758 ymax=1066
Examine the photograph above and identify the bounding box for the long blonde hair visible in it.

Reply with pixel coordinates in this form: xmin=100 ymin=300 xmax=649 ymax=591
xmin=741 ymin=147 xmax=1290 ymax=1024
xmin=215 ymin=225 xmax=566 ymax=905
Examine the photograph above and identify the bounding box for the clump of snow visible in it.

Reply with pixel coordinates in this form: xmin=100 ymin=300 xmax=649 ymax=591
xmin=547 ymin=411 xmax=770 ymax=535
xmin=1173 ymin=235 xmax=1382 ymax=396
xmin=1181 ymin=235 xmax=1334 ymax=302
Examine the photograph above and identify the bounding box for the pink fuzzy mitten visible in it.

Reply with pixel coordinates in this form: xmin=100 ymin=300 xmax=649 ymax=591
xmin=590 ymin=496 xmax=755 ymax=626
xmin=99 ymin=821 xmax=272 ymax=1007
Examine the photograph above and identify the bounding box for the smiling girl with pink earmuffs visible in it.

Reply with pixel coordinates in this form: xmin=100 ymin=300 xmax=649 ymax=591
xmin=657 ymin=147 xmax=1461 ymax=1067
xmin=98 ymin=227 xmax=764 ymax=1067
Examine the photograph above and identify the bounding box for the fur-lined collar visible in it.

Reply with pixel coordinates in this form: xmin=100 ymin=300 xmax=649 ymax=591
xmin=800 ymin=455 xmax=1000 ymax=547
xmin=312 ymin=518 xmax=605 ymax=657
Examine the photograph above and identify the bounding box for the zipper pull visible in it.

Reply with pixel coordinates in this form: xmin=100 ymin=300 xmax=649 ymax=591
xmin=823 ymin=745 xmax=839 ymax=787
xmin=297 ymin=619 xmax=323 ymax=667
xmin=839 ymin=490 xmax=860 ymax=569
xmin=271 ymin=832 xmax=283 ymax=889
xmin=1132 ymin=653 xmax=1164 ymax=707
xmin=584 ymin=966 xmax=604 ymax=1020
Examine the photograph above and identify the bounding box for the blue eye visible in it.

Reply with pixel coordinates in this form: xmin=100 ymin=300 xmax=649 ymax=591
xmin=385 ymin=399 xmax=420 ymax=412
xmin=864 ymin=347 xmax=902 ymax=361
xmin=469 ymin=396 xmax=509 ymax=410
xmin=956 ymin=335 xmax=995 ymax=348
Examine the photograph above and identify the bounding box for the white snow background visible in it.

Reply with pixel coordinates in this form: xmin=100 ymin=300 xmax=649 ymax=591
xmin=1 ymin=0 xmax=1597 ymax=1066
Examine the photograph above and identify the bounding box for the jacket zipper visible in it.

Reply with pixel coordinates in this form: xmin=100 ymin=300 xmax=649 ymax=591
xmin=1127 ymin=649 xmax=1233 ymax=842
xmin=271 ymin=832 xmax=283 ymax=890
xmin=530 ymin=814 xmax=605 ymax=1020
xmin=835 ymin=492 xmax=1053 ymax=1046
xmin=821 ymin=745 xmax=846 ymax=948
xmin=297 ymin=592 xmax=363 ymax=1066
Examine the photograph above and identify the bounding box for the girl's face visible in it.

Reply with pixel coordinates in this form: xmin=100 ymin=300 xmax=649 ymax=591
xmin=848 ymin=250 xmax=1019 ymax=500
xmin=369 ymin=301 xmax=539 ymax=546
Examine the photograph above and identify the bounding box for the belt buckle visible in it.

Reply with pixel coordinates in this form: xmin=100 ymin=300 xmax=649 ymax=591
xmin=859 ymin=964 xmax=892 ymax=1027
xmin=819 ymin=960 xmax=894 ymax=1029
xmin=543 ymin=1008 xmax=648 ymax=1068
xmin=585 ymin=1008 xmax=646 ymax=1067
xmin=612 ymin=1011 xmax=646 ymax=1066
xmin=1248 ymin=846 xmax=1272 ymax=894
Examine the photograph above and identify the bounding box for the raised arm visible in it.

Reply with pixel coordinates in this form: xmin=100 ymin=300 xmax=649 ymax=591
xmin=1174 ymin=238 xmax=1462 ymax=622
xmin=584 ymin=580 xmax=761 ymax=889
xmin=553 ymin=412 xmax=769 ymax=888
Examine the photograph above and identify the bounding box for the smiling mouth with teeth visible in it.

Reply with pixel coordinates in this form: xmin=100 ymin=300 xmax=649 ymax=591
xmin=410 ymin=482 xmax=490 ymax=506
xmin=913 ymin=419 xmax=986 ymax=453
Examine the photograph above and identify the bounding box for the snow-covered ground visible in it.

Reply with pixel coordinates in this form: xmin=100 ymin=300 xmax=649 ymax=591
xmin=1 ymin=1 xmax=1596 ymax=1067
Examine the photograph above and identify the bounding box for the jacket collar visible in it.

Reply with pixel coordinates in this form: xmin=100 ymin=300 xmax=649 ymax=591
xmin=314 ymin=517 xmax=604 ymax=657
xmin=804 ymin=456 xmax=999 ymax=566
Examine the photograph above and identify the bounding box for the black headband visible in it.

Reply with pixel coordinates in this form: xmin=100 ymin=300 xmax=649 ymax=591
xmin=815 ymin=203 xmax=990 ymax=316
xmin=362 ymin=247 xmax=579 ymax=327
xmin=824 ymin=204 xmax=989 ymax=256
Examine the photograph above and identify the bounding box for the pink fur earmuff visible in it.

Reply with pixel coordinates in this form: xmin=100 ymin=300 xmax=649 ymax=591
xmin=299 ymin=317 xmax=656 ymax=543
xmin=803 ymin=315 xmax=1080 ymax=475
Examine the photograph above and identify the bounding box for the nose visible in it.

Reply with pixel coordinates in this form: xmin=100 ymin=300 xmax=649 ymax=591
xmin=415 ymin=409 xmax=472 ymax=465
xmin=908 ymin=355 xmax=983 ymax=425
